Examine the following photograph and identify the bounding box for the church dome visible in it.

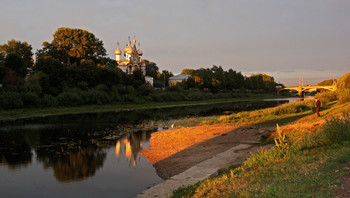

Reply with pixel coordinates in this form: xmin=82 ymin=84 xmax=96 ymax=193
xmin=124 ymin=45 xmax=132 ymax=54
xmin=115 ymin=48 xmax=121 ymax=55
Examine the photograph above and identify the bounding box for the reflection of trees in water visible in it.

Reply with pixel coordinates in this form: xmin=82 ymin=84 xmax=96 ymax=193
xmin=34 ymin=128 xmax=115 ymax=182
xmin=53 ymin=148 xmax=106 ymax=183
xmin=0 ymin=100 xmax=287 ymax=180
xmin=0 ymin=132 xmax=32 ymax=169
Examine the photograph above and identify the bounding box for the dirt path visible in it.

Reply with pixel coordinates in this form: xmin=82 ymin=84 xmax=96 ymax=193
xmin=140 ymin=124 xmax=274 ymax=179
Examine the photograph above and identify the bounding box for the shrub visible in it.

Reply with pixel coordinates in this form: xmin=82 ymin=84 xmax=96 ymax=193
xmin=187 ymin=91 xmax=203 ymax=101
xmin=77 ymin=81 xmax=89 ymax=90
xmin=315 ymin=91 xmax=336 ymax=107
xmin=336 ymin=72 xmax=350 ymax=89
xmin=87 ymin=90 xmax=111 ymax=105
xmin=93 ymin=84 xmax=109 ymax=92
xmin=57 ymin=92 xmax=83 ymax=106
xmin=0 ymin=91 xmax=23 ymax=109
xmin=322 ymin=114 xmax=350 ymax=144
xmin=137 ymin=84 xmax=155 ymax=96
xmin=336 ymin=89 xmax=350 ymax=104
xmin=41 ymin=94 xmax=58 ymax=107
xmin=22 ymin=92 xmax=40 ymax=107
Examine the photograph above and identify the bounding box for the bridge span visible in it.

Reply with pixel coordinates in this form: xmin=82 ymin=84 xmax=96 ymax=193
xmin=279 ymin=85 xmax=336 ymax=97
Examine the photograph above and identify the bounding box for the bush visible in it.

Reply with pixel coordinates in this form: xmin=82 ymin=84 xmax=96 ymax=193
xmin=57 ymin=92 xmax=83 ymax=106
xmin=137 ymin=84 xmax=155 ymax=96
xmin=22 ymin=92 xmax=40 ymax=107
xmin=336 ymin=72 xmax=350 ymax=89
xmin=93 ymin=84 xmax=109 ymax=92
xmin=0 ymin=91 xmax=23 ymax=109
xmin=87 ymin=90 xmax=111 ymax=105
xmin=186 ymin=91 xmax=203 ymax=101
xmin=315 ymin=91 xmax=336 ymax=107
xmin=41 ymin=94 xmax=58 ymax=107
xmin=336 ymin=89 xmax=350 ymax=104
xmin=77 ymin=81 xmax=89 ymax=90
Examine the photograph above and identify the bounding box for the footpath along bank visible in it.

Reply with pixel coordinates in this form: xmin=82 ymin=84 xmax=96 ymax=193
xmin=138 ymin=100 xmax=350 ymax=197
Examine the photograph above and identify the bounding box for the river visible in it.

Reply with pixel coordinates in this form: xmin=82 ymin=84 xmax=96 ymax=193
xmin=0 ymin=98 xmax=306 ymax=198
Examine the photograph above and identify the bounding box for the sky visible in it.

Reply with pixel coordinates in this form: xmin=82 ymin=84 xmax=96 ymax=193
xmin=1 ymin=0 xmax=349 ymax=86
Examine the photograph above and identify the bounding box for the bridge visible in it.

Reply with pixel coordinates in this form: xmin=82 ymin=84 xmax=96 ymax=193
xmin=279 ymin=84 xmax=336 ymax=97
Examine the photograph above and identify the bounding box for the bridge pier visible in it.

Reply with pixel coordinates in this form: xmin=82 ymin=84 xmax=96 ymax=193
xmin=298 ymin=91 xmax=304 ymax=97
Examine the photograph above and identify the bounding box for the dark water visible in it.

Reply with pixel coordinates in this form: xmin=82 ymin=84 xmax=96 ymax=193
xmin=0 ymin=99 xmax=292 ymax=198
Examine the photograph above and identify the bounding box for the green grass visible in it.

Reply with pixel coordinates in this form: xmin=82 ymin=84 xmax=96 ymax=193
xmin=173 ymin=145 xmax=350 ymax=198
xmin=176 ymin=99 xmax=315 ymax=127
xmin=0 ymin=94 xmax=281 ymax=121
xmin=171 ymin=103 xmax=350 ymax=198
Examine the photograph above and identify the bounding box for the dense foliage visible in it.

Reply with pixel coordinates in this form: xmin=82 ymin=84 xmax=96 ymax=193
xmin=181 ymin=66 xmax=280 ymax=93
xmin=336 ymin=72 xmax=350 ymax=89
xmin=335 ymin=72 xmax=350 ymax=104
xmin=0 ymin=27 xmax=283 ymax=110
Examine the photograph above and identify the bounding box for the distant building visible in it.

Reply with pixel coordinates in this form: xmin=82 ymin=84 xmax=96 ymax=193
xmin=169 ymin=74 xmax=191 ymax=86
xmin=115 ymin=36 xmax=146 ymax=76
xmin=145 ymin=76 xmax=154 ymax=86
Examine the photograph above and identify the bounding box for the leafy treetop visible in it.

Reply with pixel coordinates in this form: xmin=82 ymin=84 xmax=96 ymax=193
xmin=0 ymin=39 xmax=33 ymax=68
xmin=37 ymin=27 xmax=107 ymax=66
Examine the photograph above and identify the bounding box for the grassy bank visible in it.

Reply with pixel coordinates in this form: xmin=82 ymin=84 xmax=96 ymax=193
xmin=172 ymin=101 xmax=350 ymax=198
xmin=0 ymin=94 xmax=281 ymax=121
xmin=174 ymin=98 xmax=315 ymax=127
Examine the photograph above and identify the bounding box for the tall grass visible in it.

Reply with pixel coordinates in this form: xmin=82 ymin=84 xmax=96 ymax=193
xmin=292 ymin=113 xmax=350 ymax=150
xmin=172 ymin=109 xmax=350 ymax=198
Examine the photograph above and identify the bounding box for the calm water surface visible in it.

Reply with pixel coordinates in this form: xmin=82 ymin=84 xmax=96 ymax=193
xmin=0 ymin=98 xmax=302 ymax=198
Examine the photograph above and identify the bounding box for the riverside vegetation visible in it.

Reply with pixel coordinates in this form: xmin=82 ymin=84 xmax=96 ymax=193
xmin=0 ymin=28 xmax=281 ymax=111
xmin=172 ymin=90 xmax=350 ymax=197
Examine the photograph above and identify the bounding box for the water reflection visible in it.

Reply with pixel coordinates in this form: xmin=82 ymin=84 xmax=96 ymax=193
xmin=0 ymin=123 xmax=154 ymax=183
xmin=0 ymin=99 xmax=297 ymax=197
xmin=115 ymin=131 xmax=149 ymax=167
xmin=0 ymin=132 xmax=32 ymax=168
xmin=52 ymin=148 xmax=106 ymax=182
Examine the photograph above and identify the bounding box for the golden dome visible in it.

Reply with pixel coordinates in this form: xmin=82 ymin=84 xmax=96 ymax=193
xmin=115 ymin=42 xmax=122 ymax=55
xmin=115 ymin=48 xmax=121 ymax=55
xmin=124 ymin=45 xmax=132 ymax=54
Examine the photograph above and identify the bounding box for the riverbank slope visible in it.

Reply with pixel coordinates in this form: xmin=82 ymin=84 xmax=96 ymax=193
xmin=140 ymin=100 xmax=350 ymax=197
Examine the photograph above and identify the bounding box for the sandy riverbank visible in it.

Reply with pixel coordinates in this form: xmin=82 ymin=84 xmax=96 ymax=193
xmin=140 ymin=123 xmax=275 ymax=179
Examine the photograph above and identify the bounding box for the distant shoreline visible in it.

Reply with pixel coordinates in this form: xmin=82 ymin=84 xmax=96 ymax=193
xmin=0 ymin=94 xmax=286 ymax=122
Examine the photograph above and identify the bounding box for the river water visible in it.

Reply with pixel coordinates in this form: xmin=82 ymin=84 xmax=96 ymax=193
xmin=0 ymin=98 xmax=303 ymax=198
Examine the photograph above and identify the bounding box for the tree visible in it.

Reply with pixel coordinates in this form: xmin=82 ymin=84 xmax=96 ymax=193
xmin=181 ymin=68 xmax=194 ymax=75
xmin=337 ymin=72 xmax=350 ymax=89
xmin=4 ymin=53 xmax=27 ymax=78
xmin=144 ymin=59 xmax=159 ymax=78
xmin=0 ymin=52 xmax=4 ymax=82
xmin=0 ymin=39 xmax=33 ymax=68
xmin=34 ymin=57 xmax=68 ymax=95
xmin=38 ymin=27 xmax=107 ymax=65
xmin=318 ymin=79 xmax=337 ymax=86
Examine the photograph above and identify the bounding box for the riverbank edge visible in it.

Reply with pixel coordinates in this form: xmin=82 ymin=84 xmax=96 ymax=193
xmin=168 ymin=101 xmax=350 ymax=197
xmin=0 ymin=94 xmax=284 ymax=122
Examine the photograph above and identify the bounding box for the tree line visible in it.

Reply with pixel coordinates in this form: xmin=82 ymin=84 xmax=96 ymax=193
xmin=0 ymin=27 xmax=281 ymax=110
xmin=179 ymin=66 xmax=280 ymax=93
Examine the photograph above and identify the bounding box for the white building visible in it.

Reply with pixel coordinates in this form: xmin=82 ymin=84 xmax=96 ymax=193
xmin=115 ymin=36 xmax=146 ymax=76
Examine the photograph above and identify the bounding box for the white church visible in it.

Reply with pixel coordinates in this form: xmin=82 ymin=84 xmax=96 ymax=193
xmin=114 ymin=36 xmax=153 ymax=85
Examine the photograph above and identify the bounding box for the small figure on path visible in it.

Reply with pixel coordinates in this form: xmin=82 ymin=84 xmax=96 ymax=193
xmin=315 ymin=97 xmax=321 ymax=117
